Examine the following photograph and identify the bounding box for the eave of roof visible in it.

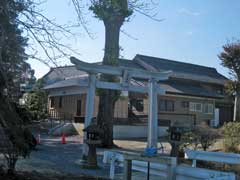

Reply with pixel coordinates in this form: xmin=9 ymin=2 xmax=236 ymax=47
xmin=159 ymin=81 xmax=224 ymax=99
xmin=44 ymin=77 xmax=224 ymax=99
xmin=43 ymin=77 xmax=88 ymax=90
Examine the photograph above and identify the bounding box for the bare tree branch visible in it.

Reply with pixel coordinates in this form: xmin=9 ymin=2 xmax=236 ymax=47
xmin=14 ymin=0 xmax=82 ymax=68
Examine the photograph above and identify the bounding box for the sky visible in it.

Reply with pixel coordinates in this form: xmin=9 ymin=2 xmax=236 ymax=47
xmin=27 ymin=0 xmax=240 ymax=79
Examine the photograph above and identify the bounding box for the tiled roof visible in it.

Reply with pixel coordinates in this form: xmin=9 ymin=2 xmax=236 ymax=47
xmin=159 ymin=81 xmax=224 ymax=98
xmin=119 ymin=58 xmax=144 ymax=69
xmin=43 ymin=77 xmax=87 ymax=90
xmin=43 ymin=55 xmax=228 ymax=98
xmin=42 ymin=66 xmax=86 ymax=85
xmin=134 ymin=54 xmax=228 ymax=85
xmin=42 ymin=59 xmax=143 ymax=86
xmin=44 ymin=77 xmax=223 ymax=98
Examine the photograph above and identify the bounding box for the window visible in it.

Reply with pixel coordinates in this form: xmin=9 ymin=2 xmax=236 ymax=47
xmin=50 ymin=97 xmax=55 ymax=108
xmin=189 ymin=102 xmax=202 ymax=112
xmin=159 ymin=100 xmax=174 ymax=112
xmin=130 ymin=99 xmax=144 ymax=112
xmin=59 ymin=97 xmax=62 ymax=108
xmin=182 ymin=101 xmax=189 ymax=108
xmin=204 ymin=103 xmax=214 ymax=114
xmin=76 ymin=100 xmax=82 ymax=116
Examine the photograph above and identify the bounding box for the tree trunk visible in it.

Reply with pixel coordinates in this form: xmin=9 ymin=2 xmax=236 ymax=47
xmin=96 ymin=20 xmax=123 ymax=148
xmin=0 ymin=25 xmax=6 ymax=94
xmin=7 ymin=155 xmax=17 ymax=175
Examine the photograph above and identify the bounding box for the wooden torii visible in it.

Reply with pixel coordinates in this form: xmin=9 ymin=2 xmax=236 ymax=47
xmin=71 ymin=57 xmax=171 ymax=156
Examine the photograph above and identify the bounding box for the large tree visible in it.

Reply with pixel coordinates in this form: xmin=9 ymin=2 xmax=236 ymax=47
xmin=0 ymin=0 xmax=79 ymax=127
xmin=72 ymin=0 xmax=160 ymax=147
xmin=90 ymin=1 xmax=132 ymax=147
xmin=0 ymin=0 xmax=34 ymax=173
xmin=219 ymin=40 xmax=240 ymax=121
xmin=0 ymin=0 xmax=78 ymax=173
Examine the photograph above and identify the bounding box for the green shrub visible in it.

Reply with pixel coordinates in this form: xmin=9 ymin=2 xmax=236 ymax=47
xmin=15 ymin=104 xmax=33 ymax=124
xmin=25 ymin=91 xmax=47 ymax=121
xmin=223 ymin=122 xmax=240 ymax=153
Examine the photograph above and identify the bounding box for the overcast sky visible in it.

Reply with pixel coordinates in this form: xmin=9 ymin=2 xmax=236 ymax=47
xmin=27 ymin=0 xmax=240 ymax=79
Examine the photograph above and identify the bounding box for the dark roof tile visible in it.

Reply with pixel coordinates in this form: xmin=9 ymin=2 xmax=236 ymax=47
xmin=134 ymin=54 xmax=228 ymax=85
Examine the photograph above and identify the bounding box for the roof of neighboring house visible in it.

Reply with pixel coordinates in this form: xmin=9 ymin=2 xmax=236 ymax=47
xmin=134 ymin=54 xmax=228 ymax=85
xmin=43 ymin=77 xmax=88 ymax=90
xmin=43 ymin=55 xmax=227 ymax=86
xmin=42 ymin=59 xmax=144 ymax=86
xmin=42 ymin=65 xmax=86 ymax=85
xmin=44 ymin=76 xmax=223 ymax=98
xmin=119 ymin=58 xmax=144 ymax=69
xmin=159 ymin=81 xmax=224 ymax=98
xmin=43 ymin=54 xmax=228 ymax=99
xmin=126 ymin=78 xmax=223 ymax=98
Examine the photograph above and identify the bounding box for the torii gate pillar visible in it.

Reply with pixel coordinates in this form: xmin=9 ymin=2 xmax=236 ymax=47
xmin=147 ymin=78 xmax=158 ymax=148
xmin=82 ymin=74 xmax=96 ymax=158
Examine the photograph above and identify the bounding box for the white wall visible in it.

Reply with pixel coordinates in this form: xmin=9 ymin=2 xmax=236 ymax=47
xmin=50 ymin=123 xmax=168 ymax=139
xmin=113 ymin=125 xmax=168 ymax=139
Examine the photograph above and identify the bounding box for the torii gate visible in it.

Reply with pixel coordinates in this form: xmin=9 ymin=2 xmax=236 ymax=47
xmin=71 ymin=57 xmax=171 ymax=156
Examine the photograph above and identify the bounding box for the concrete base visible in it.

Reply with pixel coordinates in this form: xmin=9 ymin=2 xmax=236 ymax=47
xmin=49 ymin=123 xmax=84 ymax=136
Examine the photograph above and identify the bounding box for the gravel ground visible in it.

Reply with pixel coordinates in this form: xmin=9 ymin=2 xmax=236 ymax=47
xmin=0 ymin=122 xmax=171 ymax=180
xmin=15 ymin=134 xmax=112 ymax=179
xmin=14 ymin=134 xmax=169 ymax=178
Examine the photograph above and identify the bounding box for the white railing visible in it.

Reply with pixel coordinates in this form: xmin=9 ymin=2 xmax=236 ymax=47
xmin=103 ymin=150 xmax=176 ymax=179
xmin=184 ymin=148 xmax=240 ymax=167
xmin=176 ymin=166 xmax=235 ymax=180
xmin=103 ymin=150 xmax=237 ymax=180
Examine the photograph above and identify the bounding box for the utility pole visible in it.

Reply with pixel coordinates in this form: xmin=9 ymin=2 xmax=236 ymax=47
xmin=233 ymin=91 xmax=238 ymax=122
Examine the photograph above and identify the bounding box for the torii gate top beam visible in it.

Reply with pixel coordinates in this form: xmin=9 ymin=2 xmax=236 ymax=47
xmin=70 ymin=57 xmax=171 ymax=81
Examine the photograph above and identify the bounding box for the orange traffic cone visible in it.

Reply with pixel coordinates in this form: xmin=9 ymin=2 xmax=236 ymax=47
xmin=61 ymin=133 xmax=66 ymax=144
xmin=37 ymin=134 xmax=41 ymax=144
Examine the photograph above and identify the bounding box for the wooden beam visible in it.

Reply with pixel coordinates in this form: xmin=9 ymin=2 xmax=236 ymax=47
xmin=70 ymin=57 xmax=171 ymax=81
xmin=124 ymin=159 xmax=132 ymax=180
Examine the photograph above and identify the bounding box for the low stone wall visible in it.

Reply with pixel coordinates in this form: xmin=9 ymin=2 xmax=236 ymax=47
xmin=49 ymin=123 xmax=168 ymax=139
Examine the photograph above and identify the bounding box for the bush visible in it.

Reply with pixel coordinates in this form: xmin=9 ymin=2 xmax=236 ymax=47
xmin=0 ymin=126 xmax=35 ymax=175
xmin=170 ymin=123 xmax=219 ymax=158
xmin=195 ymin=123 xmax=219 ymax=151
xmin=223 ymin=122 xmax=240 ymax=153
xmin=180 ymin=122 xmax=219 ymax=151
